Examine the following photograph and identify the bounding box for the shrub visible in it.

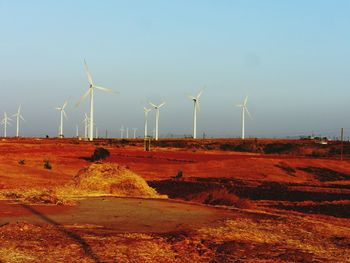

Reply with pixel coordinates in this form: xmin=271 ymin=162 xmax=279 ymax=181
xmin=43 ymin=159 xmax=52 ymax=170
xmin=18 ymin=160 xmax=25 ymax=165
xmin=264 ymin=143 xmax=295 ymax=154
xmin=192 ymin=188 xmax=254 ymax=209
xmin=91 ymin=147 xmax=110 ymax=161
xmin=172 ymin=170 xmax=183 ymax=180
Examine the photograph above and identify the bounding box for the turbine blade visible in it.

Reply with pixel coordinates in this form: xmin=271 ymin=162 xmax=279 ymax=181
xmin=20 ymin=115 xmax=25 ymax=121
xmin=76 ymin=89 xmax=91 ymax=106
xmin=236 ymin=104 xmax=243 ymax=107
xmin=94 ymin=86 xmax=116 ymax=93
xmin=55 ymin=107 xmax=61 ymax=110
xmin=197 ymin=90 xmax=203 ymax=99
xmin=149 ymin=102 xmax=157 ymax=108
xmin=63 ymin=110 xmax=67 ymax=119
xmin=158 ymin=102 xmax=166 ymax=108
xmin=196 ymin=100 xmax=201 ymax=114
xmin=245 ymin=107 xmax=252 ymax=119
xmin=62 ymin=101 xmax=68 ymax=109
xmin=84 ymin=60 xmax=94 ymax=85
xmin=188 ymin=95 xmax=196 ymax=100
xmin=244 ymin=96 xmax=248 ymax=106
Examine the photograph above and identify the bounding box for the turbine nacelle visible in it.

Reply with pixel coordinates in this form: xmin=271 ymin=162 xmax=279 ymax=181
xmin=149 ymin=101 xmax=166 ymax=110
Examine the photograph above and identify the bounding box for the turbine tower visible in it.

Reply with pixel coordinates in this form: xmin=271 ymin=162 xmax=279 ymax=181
xmin=120 ymin=125 xmax=125 ymax=138
xmin=133 ymin=128 xmax=137 ymax=139
xmin=77 ymin=60 xmax=115 ymax=141
xmin=149 ymin=102 xmax=165 ymax=141
xmin=55 ymin=101 xmax=68 ymax=138
xmin=236 ymin=96 xmax=252 ymax=139
xmin=144 ymin=107 xmax=151 ymax=138
xmin=1 ymin=112 xmax=12 ymax=138
xmin=12 ymin=105 xmax=24 ymax=137
xmin=188 ymin=90 xmax=203 ymax=139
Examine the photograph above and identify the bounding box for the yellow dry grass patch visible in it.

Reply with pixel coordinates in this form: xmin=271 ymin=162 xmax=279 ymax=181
xmin=0 ymin=163 xmax=166 ymax=204
xmin=66 ymin=162 xmax=165 ymax=199
xmin=197 ymin=210 xmax=350 ymax=262
xmin=0 ymin=247 xmax=35 ymax=263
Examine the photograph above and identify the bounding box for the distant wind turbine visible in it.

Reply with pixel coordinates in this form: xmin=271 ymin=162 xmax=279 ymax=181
xmin=126 ymin=128 xmax=129 ymax=139
xmin=12 ymin=105 xmax=24 ymax=137
xmin=236 ymin=96 xmax=252 ymax=139
xmin=55 ymin=101 xmax=68 ymax=138
xmin=133 ymin=128 xmax=137 ymax=139
xmin=120 ymin=125 xmax=125 ymax=138
xmin=188 ymin=90 xmax=203 ymax=139
xmin=82 ymin=113 xmax=89 ymax=139
xmin=1 ymin=112 xmax=12 ymax=138
xmin=77 ymin=60 xmax=116 ymax=141
xmin=144 ymin=107 xmax=151 ymax=138
xmin=149 ymin=101 xmax=165 ymax=140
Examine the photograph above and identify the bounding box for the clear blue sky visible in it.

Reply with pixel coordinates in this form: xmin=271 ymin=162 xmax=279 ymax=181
xmin=0 ymin=0 xmax=349 ymax=138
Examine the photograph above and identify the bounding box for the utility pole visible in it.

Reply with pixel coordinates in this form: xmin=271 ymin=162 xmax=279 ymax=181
xmin=341 ymin=128 xmax=344 ymax=161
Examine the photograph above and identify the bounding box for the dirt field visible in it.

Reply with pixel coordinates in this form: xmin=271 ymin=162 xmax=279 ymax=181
xmin=0 ymin=138 xmax=350 ymax=262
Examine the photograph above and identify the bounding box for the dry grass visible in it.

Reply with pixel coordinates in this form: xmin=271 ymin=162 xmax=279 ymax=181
xmin=197 ymin=211 xmax=350 ymax=262
xmin=2 ymin=209 xmax=349 ymax=262
xmin=0 ymin=163 xmax=166 ymax=204
xmin=0 ymin=188 xmax=72 ymax=205
xmin=70 ymin=162 xmax=166 ymax=199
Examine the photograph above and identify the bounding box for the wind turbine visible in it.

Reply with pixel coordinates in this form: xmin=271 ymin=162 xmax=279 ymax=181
xmin=133 ymin=128 xmax=137 ymax=139
xmin=55 ymin=101 xmax=68 ymax=138
xmin=126 ymin=128 xmax=129 ymax=139
xmin=188 ymin=90 xmax=203 ymax=139
xmin=149 ymin=102 xmax=165 ymax=140
xmin=1 ymin=112 xmax=12 ymax=138
xmin=120 ymin=125 xmax=125 ymax=138
xmin=12 ymin=105 xmax=24 ymax=137
xmin=144 ymin=107 xmax=151 ymax=138
xmin=236 ymin=96 xmax=252 ymax=139
xmin=82 ymin=113 xmax=89 ymax=139
xmin=77 ymin=60 xmax=115 ymax=141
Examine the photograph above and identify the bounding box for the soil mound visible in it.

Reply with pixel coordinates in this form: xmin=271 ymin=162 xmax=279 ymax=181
xmin=73 ymin=163 xmax=164 ymax=198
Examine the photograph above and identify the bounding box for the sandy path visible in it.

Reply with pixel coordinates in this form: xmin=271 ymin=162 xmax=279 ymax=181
xmin=0 ymin=197 xmax=234 ymax=233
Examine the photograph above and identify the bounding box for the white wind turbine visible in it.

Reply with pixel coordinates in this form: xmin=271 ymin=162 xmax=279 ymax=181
xmin=236 ymin=96 xmax=252 ymax=139
xmin=55 ymin=101 xmax=68 ymax=138
xmin=188 ymin=90 xmax=203 ymax=139
xmin=12 ymin=105 xmax=25 ymax=137
xmin=77 ymin=60 xmax=115 ymax=141
xmin=144 ymin=107 xmax=151 ymax=138
xmin=149 ymin=101 xmax=165 ymax=141
xmin=1 ymin=112 xmax=12 ymax=138
xmin=120 ymin=125 xmax=125 ymax=138
xmin=82 ymin=113 xmax=89 ymax=139
xmin=132 ymin=128 xmax=137 ymax=139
